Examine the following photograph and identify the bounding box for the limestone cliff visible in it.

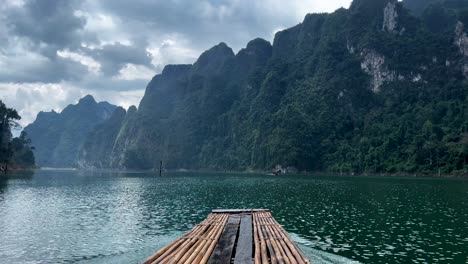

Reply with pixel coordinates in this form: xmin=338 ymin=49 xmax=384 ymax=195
xmin=76 ymin=0 xmax=468 ymax=173
xmin=24 ymin=95 xmax=116 ymax=167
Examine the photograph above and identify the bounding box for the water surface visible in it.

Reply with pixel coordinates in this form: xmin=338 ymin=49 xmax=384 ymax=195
xmin=0 ymin=170 xmax=467 ymax=263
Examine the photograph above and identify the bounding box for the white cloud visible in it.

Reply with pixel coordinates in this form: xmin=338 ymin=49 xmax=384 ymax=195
xmin=0 ymin=0 xmax=353 ymax=130
xmin=86 ymin=89 xmax=144 ymax=110
xmin=290 ymin=0 xmax=351 ymax=15
xmin=147 ymin=35 xmax=200 ymax=71
xmin=77 ymin=9 xmax=131 ymax=47
xmin=115 ymin=63 xmax=155 ymax=81
xmin=0 ymin=82 xmax=81 ymax=128
xmin=57 ymin=50 xmax=101 ymax=74
xmin=0 ymin=81 xmax=144 ymax=129
xmin=2 ymin=0 xmax=24 ymax=10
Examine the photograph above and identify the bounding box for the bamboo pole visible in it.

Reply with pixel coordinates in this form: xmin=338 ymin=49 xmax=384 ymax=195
xmin=145 ymin=218 xmax=209 ymax=264
xmin=254 ymin=213 xmax=269 ymax=264
xmin=268 ymin=214 xmax=309 ymax=264
xmin=184 ymin=225 xmax=217 ymax=263
xmin=199 ymin=213 xmax=228 ymax=264
xmin=164 ymin=215 xmax=218 ymax=263
xmin=259 ymin=213 xmax=278 ymax=264
xmin=270 ymin=221 xmax=297 ymax=264
xmin=144 ymin=238 xmax=180 ymax=263
xmin=152 ymin=227 xmax=204 ymax=263
xmin=146 ymin=211 xmax=309 ymax=264
xmin=198 ymin=214 xmax=229 ymax=264
xmin=178 ymin=221 xmax=216 ymax=263
xmin=264 ymin=213 xmax=296 ymax=264
xmin=153 ymin=215 xmax=215 ymax=263
xmin=182 ymin=213 xmax=226 ymax=264
xmin=261 ymin=212 xmax=289 ymax=264
xmin=254 ymin=212 xmax=261 ymax=264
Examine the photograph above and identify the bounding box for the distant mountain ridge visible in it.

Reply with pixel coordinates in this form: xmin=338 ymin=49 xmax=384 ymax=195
xmin=24 ymin=95 xmax=116 ymax=167
xmin=61 ymin=0 xmax=468 ymax=174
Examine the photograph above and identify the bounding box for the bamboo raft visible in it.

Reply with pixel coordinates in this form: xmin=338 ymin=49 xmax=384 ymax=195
xmin=144 ymin=209 xmax=310 ymax=264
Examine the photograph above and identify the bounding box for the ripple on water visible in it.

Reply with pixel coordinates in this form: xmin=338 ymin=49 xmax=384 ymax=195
xmin=291 ymin=233 xmax=361 ymax=264
xmin=0 ymin=171 xmax=467 ymax=264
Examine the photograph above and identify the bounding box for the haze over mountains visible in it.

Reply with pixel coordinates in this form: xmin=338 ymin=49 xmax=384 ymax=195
xmin=26 ymin=0 xmax=468 ymax=174
xmin=24 ymin=96 xmax=116 ymax=167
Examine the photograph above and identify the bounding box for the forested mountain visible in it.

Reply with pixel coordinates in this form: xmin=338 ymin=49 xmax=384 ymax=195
xmin=76 ymin=0 xmax=468 ymax=174
xmin=77 ymin=106 xmax=129 ymax=168
xmin=24 ymin=95 xmax=116 ymax=167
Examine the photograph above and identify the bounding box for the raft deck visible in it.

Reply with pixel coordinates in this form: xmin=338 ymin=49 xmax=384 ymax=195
xmin=144 ymin=209 xmax=310 ymax=264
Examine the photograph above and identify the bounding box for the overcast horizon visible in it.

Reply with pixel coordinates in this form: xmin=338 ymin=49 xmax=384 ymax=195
xmin=0 ymin=0 xmax=352 ymax=130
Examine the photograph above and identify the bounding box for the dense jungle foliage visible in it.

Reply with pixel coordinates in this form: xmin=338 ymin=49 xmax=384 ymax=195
xmin=0 ymin=100 xmax=35 ymax=170
xmin=31 ymin=0 xmax=468 ymax=175
xmin=24 ymin=95 xmax=116 ymax=167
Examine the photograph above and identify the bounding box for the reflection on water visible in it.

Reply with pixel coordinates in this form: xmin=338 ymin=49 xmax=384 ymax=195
xmin=0 ymin=170 xmax=467 ymax=263
xmin=0 ymin=177 xmax=6 ymax=195
xmin=0 ymin=170 xmax=34 ymax=196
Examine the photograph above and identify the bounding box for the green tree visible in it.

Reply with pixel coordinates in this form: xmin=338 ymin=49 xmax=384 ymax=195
xmin=10 ymin=132 xmax=35 ymax=167
xmin=0 ymin=100 xmax=36 ymax=172
xmin=0 ymin=100 xmax=20 ymax=170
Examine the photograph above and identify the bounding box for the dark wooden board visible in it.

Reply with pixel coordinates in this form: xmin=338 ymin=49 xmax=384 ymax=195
xmin=207 ymin=215 xmax=241 ymax=264
xmin=212 ymin=209 xmax=269 ymax=214
xmin=234 ymin=215 xmax=254 ymax=264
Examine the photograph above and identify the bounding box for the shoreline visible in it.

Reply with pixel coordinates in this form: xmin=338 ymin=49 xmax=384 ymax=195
xmin=180 ymin=169 xmax=468 ymax=179
xmin=10 ymin=166 xmax=468 ymax=179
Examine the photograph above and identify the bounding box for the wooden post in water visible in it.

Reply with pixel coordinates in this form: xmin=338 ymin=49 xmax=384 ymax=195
xmin=159 ymin=160 xmax=162 ymax=176
xmin=1 ymin=163 xmax=7 ymax=175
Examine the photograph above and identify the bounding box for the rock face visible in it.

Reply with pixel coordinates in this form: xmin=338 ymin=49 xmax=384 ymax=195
xmin=192 ymin=42 xmax=235 ymax=75
xmin=360 ymin=50 xmax=395 ymax=92
xmin=455 ymin=21 xmax=468 ymax=76
xmin=272 ymin=13 xmax=327 ymax=59
xmin=76 ymin=0 xmax=468 ymax=173
xmin=24 ymin=95 xmax=116 ymax=167
xmin=455 ymin=21 xmax=468 ymax=55
xmin=77 ymin=107 xmax=127 ymax=169
xmin=236 ymin=38 xmax=273 ymax=75
xmin=383 ymin=1 xmax=398 ymax=32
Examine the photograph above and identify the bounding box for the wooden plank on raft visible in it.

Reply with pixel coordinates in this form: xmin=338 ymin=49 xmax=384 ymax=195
xmin=212 ymin=209 xmax=269 ymax=214
xmin=207 ymin=215 xmax=241 ymax=264
xmin=144 ymin=210 xmax=310 ymax=264
xmin=234 ymin=215 xmax=254 ymax=264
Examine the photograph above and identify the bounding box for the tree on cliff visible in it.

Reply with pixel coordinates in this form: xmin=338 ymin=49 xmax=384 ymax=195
xmin=0 ymin=100 xmax=35 ymax=172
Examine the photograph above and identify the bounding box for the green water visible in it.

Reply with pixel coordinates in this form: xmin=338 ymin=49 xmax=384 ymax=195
xmin=0 ymin=170 xmax=467 ymax=264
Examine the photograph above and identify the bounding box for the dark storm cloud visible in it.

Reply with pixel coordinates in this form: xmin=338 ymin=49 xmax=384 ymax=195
xmin=78 ymin=77 xmax=150 ymax=92
xmin=0 ymin=0 xmax=96 ymax=83
xmin=6 ymin=0 xmax=90 ymax=57
xmin=96 ymin=0 xmax=293 ymax=51
xmin=0 ymin=56 xmax=89 ymax=83
xmin=0 ymin=0 xmax=351 ymax=127
xmin=83 ymin=43 xmax=153 ymax=76
xmin=2 ymin=0 xmax=154 ymax=81
xmin=0 ymin=0 xmax=350 ymax=85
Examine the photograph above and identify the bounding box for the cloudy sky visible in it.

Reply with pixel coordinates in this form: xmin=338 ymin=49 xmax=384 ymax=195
xmin=0 ymin=0 xmax=351 ymax=129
